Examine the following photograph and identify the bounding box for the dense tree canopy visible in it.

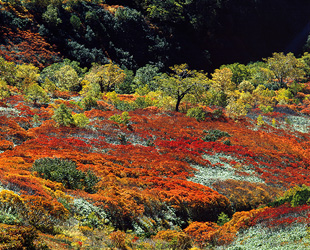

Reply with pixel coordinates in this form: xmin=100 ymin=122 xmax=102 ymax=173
xmin=2 ymin=0 xmax=310 ymax=71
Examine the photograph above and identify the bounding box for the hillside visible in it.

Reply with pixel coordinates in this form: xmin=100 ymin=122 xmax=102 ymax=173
xmin=2 ymin=0 xmax=310 ymax=70
xmin=0 ymin=51 xmax=310 ymax=248
xmin=2 ymin=1 xmax=310 ymax=249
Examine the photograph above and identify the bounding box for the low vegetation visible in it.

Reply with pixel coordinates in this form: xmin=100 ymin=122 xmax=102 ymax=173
xmin=1 ymin=1 xmax=310 ymax=248
xmin=0 ymin=52 xmax=308 ymax=248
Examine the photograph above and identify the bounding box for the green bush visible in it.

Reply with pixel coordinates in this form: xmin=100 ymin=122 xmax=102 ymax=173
xmin=32 ymin=158 xmax=99 ymax=193
xmin=186 ymin=107 xmax=206 ymax=121
xmin=0 ymin=211 xmax=21 ymax=225
xmin=73 ymin=113 xmax=90 ymax=128
xmin=109 ymin=112 xmax=131 ymax=126
xmin=70 ymin=14 xmax=82 ymax=30
xmin=271 ymin=185 xmax=310 ymax=207
xmin=43 ymin=4 xmax=62 ymax=27
xmin=257 ymin=115 xmax=265 ymax=126
xmin=115 ymin=100 xmax=135 ymax=111
xmin=73 ymin=198 xmax=109 ymax=229
xmin=52 ymin=104 xmax=74 ymax=126
xmin=134 ymin=96 xmax=154 ymax=109
xmin=259 ymin=104 xmax=273 ymax=114
xmin=223 ymin=139 xmax=232 ymax=146
xmin=81 ymin=96 xmax=98 ymax=111
xmin=202 ymin=129 xmax=231 ymax=142
xmin=25 ymin=83 xmax=50 ymax=106
xmin=84 ymin=170 xmax=100 ymax=193
xmin=217 ymin=212 xmax=230 ymax=226
xmin=212 ymin=109 xmax=223 ymax=119
xmin=291 ymin=189 xmax=310 ymax=207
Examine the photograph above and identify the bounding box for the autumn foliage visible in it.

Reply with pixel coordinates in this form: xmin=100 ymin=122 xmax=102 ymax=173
xmin=0 ymin=84 xmax=309 ymax=247
xmin=0 ymin=27 xmax=60 ymax=69
xmin=0 ymin=41 xmax=310 ymax=248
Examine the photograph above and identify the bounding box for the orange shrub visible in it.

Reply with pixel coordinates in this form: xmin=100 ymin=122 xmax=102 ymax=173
xmin=0 ymin=224 xmax=38 ymax=249
xmin=109 ymin=230 xmax=128 ymax=250
xmin=185 ymin=207 xmax=267 ymax=247
xmin=184 ymin=222 xmax=219 ymax=248
xmin=154 ymin=229 xmax=192 ymax=250
xmin=0 ymin=140 xmax=14 ymax=151
xmin=0 ymin=27 xmax=60 ymax=69
xmin=212 ymin=179 xmax=283 ymax=211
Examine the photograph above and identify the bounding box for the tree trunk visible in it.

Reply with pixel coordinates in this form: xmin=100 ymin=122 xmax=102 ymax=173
xmin=175 ymin=97 xmax=182 ymax=112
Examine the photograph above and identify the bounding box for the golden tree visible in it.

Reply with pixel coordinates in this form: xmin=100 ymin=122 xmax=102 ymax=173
xmin=86 ymin=61 xmax=126 ymax=92
xmin=264 ymin=52 xmax=305 ymax=88
xmin=54 ymin=65 xmax=80 ymax=91
xmin=209 ymin=67 xmax=236 ymax=106
xmin=15 ymin=63 xmax=39 ymax=88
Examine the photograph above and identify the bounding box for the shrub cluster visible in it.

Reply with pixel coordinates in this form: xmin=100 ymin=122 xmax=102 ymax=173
xmin=186 ymin=107 xmax=206 ymax=121
xmin=0 ymin=224 xmax=42 ymax=250
xmin=109 ymin=111 xmax=131 ymax=126
xmin=32 ymin=158 xmax=99 ymax=193
xmin=271 ymin=185 xmax=310 ymax=207
xmin=154 ymin=229 xmax=192 ymax=250
xmin=112 ymin=96 xmax=154 ymax=111
xmin=202 ymin=129 xmax=231 ymax=142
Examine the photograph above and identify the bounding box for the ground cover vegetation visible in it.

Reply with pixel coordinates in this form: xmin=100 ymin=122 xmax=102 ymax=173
xmin=0 ymin=48 xmax=309 ymax=248
xmin=2 ymin=1 xmax=310 ymax=249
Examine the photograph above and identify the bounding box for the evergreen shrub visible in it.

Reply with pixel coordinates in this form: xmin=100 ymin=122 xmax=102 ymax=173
xmin=109 ymin=112 xmax=131 ymax=126
xmin=32 ymin=158 xmax=99 ymax=193
xmin=81 ymin=96 xmax=98 ymax=111
xmin=52 ymin=104 xmax=74 ymax=126
xmin=186 ymin=107 xmax=206 ymax=121
xmin=271 ymin=185 xmax=310 ymax=207
xmin=202 ymin=129 xmax=231 ymax=142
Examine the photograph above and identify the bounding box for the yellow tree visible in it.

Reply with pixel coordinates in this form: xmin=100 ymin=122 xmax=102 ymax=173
xmin=15 ymin=63 xmax=39 ymax=88
xmin=156 ymin=64 xmax=209 ymax=112
xmin=79 ymin=79 xmax=101 ymax=98
xmin=251 ymin=85 xmax=276 ymax=107
xmin=238 ymin=80 xmax=255 ymax=93
xmin=209 ymin=67 xmax=236 ymax=106
xmin=86 ymin=62 xmax=126 ymax=92
xmin=0 ymin=79 xmax=11 ymax=100
xmin=264 ymin=52 xmax=305 ymax=88
xmin=0 ymin=56 xmax=16 ymax=86
xmin=226 ymin=80 xmax=255 ymax=119
xmin=211 ymin=67 xmax=235 ymax=94
xmin=24 ymin=83 xmax=49 ymax=106
xmin=226 ymin=95 xmax=248 ymax=120
xmin=79 ymin=79 xmax=101 ymax=110
xmin=54 ymin=65 xmax=80 ymax=91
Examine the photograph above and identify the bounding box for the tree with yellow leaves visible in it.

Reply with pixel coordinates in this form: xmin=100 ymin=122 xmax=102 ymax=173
xmin=226 ymin=95 xmax=248 ymax=120
xmin=54 ymin=65 xmax=80 ymax=91
xmin=24 ymin=83 xmax=49 ymax=106
xmin=264 ymin=52 xmax=305 ymax=88
xmin=15 ymin=63 xmax=39 ymax=88
xmin=0 ymin=57 xmax=16 ymax=86
xmin=209 ymin=67 xmax=236 ymax=106
xmin=86 ymin=61 xmax=126 ymax=93
xmin=0 ymin=79 xmax=11 ymax=100
xmin=211 ymin=67 xmax=235 ymax=93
